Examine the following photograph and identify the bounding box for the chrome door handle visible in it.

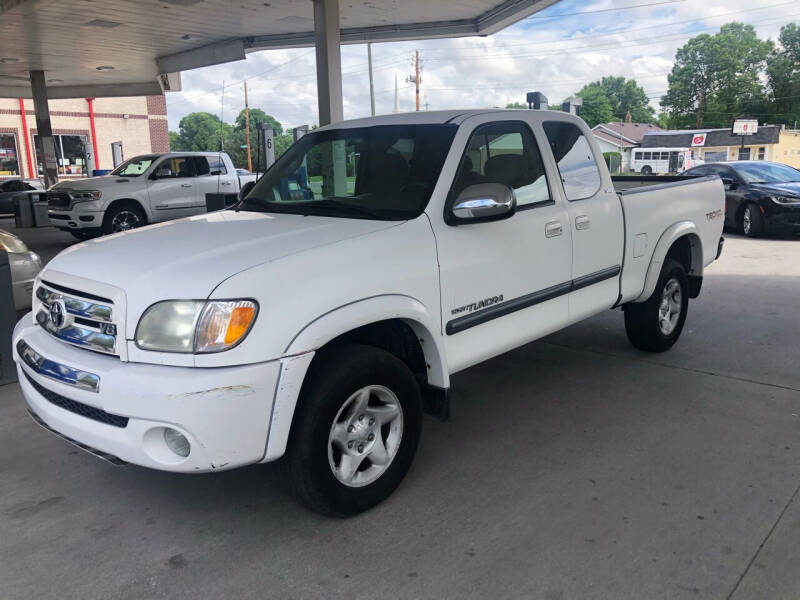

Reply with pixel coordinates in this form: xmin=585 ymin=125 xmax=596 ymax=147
xmin=575 ymin=215 xmax=590 ymax=230
xmin=545 ymin=220 xmax=563 ymax=238
xmin=181 ymin=183 xmax=192 ymax=188
xmin=221 ymin=181 xmax=232 ymax=186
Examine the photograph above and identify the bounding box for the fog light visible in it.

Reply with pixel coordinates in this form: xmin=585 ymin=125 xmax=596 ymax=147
xmin=163 ymin=428 xmax=190 ymax=458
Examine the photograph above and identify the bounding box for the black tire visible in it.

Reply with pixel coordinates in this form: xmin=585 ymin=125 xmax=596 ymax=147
xmin=285 ymin=344 xmax=422 ymax=517
xmin=641 ymin=165 xmax=653 ymax=175
xmin=102 ymin=202 xmax=146 ymax=235
xmin=742 ymin=203 xmax=765 ymax=237
xmin=624 ymin=258 xmax=689 ymax=352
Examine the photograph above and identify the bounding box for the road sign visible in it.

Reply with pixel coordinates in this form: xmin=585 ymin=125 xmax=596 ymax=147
xmin=691 ymin=133 xmax=707 ymax=147
xmin=732 ymin=118 xmax=758 ymax=135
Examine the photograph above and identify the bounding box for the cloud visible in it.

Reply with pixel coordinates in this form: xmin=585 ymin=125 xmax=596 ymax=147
xmin=166 ymin=0 xmax=798 ymax=131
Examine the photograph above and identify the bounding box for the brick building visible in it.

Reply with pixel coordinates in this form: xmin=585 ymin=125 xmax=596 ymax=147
xmin=0 ymin=95 xmax=169 ymax=180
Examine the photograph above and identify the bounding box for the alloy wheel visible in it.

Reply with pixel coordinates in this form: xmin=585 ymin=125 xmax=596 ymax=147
xmin=658 ymin=277 xmax=682 ymax=336
xmin=111 ymin=210 xmax=141 ymax=232
xmin=327 ymin=385 xmax=404 ymax=487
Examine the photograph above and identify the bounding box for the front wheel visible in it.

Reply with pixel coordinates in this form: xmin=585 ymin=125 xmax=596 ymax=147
xmin=742 ymin=203 xmax=765 ymax=237
xmin=285 ymin=344 xmax=422 ymax=516
xmin=624 ymin=258 xmax=689 ymax=352
xmin=641 ymin=165 xmax=653 ymax=175
xmin=103 ymin=203 xmax=146 ymax=235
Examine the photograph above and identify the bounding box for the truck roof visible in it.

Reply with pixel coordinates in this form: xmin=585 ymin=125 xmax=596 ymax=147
xmin=320 ymin=109 xmax=581 ymax=130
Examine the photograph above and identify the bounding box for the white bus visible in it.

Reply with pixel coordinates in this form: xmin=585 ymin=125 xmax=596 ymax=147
xmin=631 ymin=148 xmax=704 ymax=174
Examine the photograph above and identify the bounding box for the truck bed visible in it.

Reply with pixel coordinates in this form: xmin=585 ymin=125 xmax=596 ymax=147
xmin=615 ymin=175 xmax=725 ymax=304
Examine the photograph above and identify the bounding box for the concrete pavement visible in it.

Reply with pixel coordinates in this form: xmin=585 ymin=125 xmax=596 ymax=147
xmin=1 ymin=233 xmax=799 ymax=599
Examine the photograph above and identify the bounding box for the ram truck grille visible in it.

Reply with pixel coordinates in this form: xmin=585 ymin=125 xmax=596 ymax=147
xmin=35 ymin=281 xmax=119 ymax=357
xmin=47 ymin=192 xmax=72 ymax=208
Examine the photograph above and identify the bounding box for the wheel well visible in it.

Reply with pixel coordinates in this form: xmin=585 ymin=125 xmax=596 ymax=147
xmin=104 ymin=198 xmax=148 ymax=224
xmin=317 ymin=319 xmax=428 ymax=383
xmin=665 ymin=234 xmax=701 ymax=276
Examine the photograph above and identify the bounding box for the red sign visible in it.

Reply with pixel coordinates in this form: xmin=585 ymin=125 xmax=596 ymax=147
xmin=691 ymin=133 xmax=707 ymax=147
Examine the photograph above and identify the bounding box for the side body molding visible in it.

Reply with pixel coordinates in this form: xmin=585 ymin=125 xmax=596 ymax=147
xmin=634 ymin=221 xmax=704 ymax=303
xmin=262 ymin=294 xmax=448 ymax=462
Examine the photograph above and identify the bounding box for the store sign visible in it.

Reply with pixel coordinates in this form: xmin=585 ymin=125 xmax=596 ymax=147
xmin=691 ymin=133 xmax=707 ymax=147
xmin=732 ymin=119 xmax=758 ymax=135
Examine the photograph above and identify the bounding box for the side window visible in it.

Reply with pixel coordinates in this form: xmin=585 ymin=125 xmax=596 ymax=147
xmin=191 ymin=156 xmax=211 ymax=176
xmin=543 ymin=122 xmax=602 ymax=201
xmin=170 ymin=157 xmax=195 ymax=178
xmin=205 ymin=156 xmax=227 ymax=175
xmin=452 ymin=121 xmax=550 ymax=208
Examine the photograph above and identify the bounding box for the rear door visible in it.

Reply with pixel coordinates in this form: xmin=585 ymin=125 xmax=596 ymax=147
xmin=146 ymin=155 xmax=199 ymax=221
xmin=193 ymin=155 xmax=238 ymax=212
xmin=540 ymin=119 xmax=624 ymax=322
xmin=434 ymin=116 xmax=573 ymax=373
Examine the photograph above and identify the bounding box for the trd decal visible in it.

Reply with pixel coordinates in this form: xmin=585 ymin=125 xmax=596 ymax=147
xmin=706 ymin=209 xmax=723 ymax=221
xmin=451 ymin=295 xmax=504 ymax=316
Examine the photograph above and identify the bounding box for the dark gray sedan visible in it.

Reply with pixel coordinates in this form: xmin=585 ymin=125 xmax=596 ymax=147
xmin=0 ymin=179 xmax=45 ymax=215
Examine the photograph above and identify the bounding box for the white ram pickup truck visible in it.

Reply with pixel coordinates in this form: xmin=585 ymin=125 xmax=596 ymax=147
xmin=47 ymin=152 xmax=240 ymax=239
xmin=14 ymin=109 xmax=725 ymax=516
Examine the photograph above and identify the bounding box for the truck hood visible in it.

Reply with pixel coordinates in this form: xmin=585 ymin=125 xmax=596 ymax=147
xmin=51 ymin=175 xmax=133 ymax=190
xmin=45 ymin=210 xmax=399 ymax=324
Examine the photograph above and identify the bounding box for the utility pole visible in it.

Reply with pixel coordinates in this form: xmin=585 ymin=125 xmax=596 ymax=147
xmin=367 ymin=43 xmax=375 ymax=116
xmin=414 ymin=50 xmax=420 ymax=111
xmin=244 ymin=81 xmax=252 ymax=172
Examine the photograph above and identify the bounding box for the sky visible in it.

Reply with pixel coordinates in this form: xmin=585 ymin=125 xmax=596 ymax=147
xmin=165 ymin=0 xmax=799 ymax=133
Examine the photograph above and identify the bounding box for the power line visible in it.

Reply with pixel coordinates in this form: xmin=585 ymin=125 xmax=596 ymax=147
xmin=524 ymin=0 xmax=687 ymax=20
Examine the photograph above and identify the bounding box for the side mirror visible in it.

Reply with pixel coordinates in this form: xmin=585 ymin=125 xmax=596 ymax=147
xmin=239 ymin=180 xmax=256 ymax=201
xmin=448 ymin=183 xmax=516 ymax=225
xmin=720 ymin=177 xmax=737 ymax=189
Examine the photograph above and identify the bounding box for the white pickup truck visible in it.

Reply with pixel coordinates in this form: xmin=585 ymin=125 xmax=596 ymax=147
xmin=14 ymin=109 xmax=725 ymax=516
xmin=47 ymin=152 xmax=240 ymax=239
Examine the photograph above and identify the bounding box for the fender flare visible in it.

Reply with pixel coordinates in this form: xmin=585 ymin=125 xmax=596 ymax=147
xmin=634 ymin=221 xmax=703 ymax=303
xmin=261 ymin=294 xmax=448 ymax=462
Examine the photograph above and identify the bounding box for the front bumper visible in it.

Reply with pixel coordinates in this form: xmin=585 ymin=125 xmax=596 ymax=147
xmin=764 ymin=203 xmax=800 ymax=233
xmin=13 ymin=315 xmax=282 ymax=472
xmin=49 ymin=209 xmax=103 ymax=230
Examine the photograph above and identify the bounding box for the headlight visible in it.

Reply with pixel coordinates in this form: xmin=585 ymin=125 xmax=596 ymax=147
xmin=771 ymin=196 xmax=800 ymax=205
xmin=71 ymin=190 xmax=102 ymax=201
xmin=135 ymin=300 xmax=258 ymax=353
xmin=0 ymin=230 xmax=29 ymax=253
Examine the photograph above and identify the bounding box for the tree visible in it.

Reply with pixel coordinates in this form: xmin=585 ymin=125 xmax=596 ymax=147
xmin=227 ymin=109 xmax=290 ymax=170
xmin=767 ymin=23 xmax=800 ymax=127
xmin=572 ymin=86 xmax=614 ymax=127
xmin=173 ymin=112 xmax=233 ymax=153
xmin=505 ymin=101 xmax=527 ymax=109
xmin=168 ymin=131 xmax=183 ymax=151
xmin=661 ymin=23 xmax=773 ymax=128
xmin=578 ymin=77 xmax=655 ymax=123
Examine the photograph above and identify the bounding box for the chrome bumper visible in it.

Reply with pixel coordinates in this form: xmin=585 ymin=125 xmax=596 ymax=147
xmin=17 ymin=338 xmax=100 ymax=392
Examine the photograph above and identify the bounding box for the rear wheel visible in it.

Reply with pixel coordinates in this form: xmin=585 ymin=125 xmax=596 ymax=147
xmin=285 ymin=344 xmax=422 ymax=516
xmin=624 ymin=258 xmax=689 ymax=352
xmin=742 ymin=203 xmax=765 ymax=237
xmin=641 ymin=165 xmax=653 ymax=175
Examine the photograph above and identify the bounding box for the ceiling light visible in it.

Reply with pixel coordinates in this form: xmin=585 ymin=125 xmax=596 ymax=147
xmin=47 ymin=79 xmax=63 ymax=83
xmin=85 ymin=19 xmax=122 ymax=28
xmin=0 ymin=57 xmax=20 ymax=63
xmin=181 ymin=34 xmax=192 ymax=40
xmin=96 ymin=65 xmax=115 ymax=71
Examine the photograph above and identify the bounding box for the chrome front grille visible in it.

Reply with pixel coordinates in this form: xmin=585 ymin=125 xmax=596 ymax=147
xmin=35 ymin=281 xmax=119 ymax=356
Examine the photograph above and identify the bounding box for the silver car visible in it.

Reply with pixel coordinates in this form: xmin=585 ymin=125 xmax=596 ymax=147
xmin=0 ymin=229 xmax=42 ymax=310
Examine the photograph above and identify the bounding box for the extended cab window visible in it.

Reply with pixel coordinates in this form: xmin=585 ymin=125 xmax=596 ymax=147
xmin=543 ymin=121 xmax=601 ymax=201
xmin=242 ymin=124 xmax=457 ymax=220
xmin=206 ymin=156 xmax=227 ymax=175
xmin=453 ymin=121 xmax=550 ymax=208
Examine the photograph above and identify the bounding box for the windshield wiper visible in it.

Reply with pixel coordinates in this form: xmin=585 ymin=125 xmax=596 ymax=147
xmin=286 ymin=198 xmax=391 ymax=220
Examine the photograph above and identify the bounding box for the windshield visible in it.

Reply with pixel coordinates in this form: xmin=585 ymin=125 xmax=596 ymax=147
xmin=110 ymin=155 xmax=157 ymax=177
xmin=240 ymin=124 xmax=457 ymax=220
xmin=734 ymin=162 xmax=800 ymax=184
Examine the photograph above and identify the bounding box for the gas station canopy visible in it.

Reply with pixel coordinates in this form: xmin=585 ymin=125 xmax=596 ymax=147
xmin=0 ymin=0 xmax=559 ymax=99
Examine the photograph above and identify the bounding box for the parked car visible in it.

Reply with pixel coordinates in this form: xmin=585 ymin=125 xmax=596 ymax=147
xmin=0 ymin=179 xmax=45 ymax=215
xmin=0 ymin=229 xmax=42 ymax=310
xmin=13 ymin=109 xmax=725 ymax=516
xmin=682 ymin=161 xmax=800 ymax=237
xmin=47 ymin=152 xmax=240 ymax=239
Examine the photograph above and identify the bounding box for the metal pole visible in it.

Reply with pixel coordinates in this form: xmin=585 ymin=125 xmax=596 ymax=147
xmin=0 ymin=249 xmax=16 ymax=385
xmin=29 ymin=71 xmax=58 ymax=188
xmin=244 ymin=81 xmax=253 ymax=172
xmin=368 ymin=43 xmax=375 ymax=116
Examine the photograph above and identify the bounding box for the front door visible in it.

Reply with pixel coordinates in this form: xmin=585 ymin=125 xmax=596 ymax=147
xmin=541 ymin=119 xmax=624 ymax=322
xmin=434 ymin=117 xmax=573 ymax=373
xmin=146 ymin=155 xmax=199 ymax=222
xmin=193 ymin=155 xmax=239 ymax=212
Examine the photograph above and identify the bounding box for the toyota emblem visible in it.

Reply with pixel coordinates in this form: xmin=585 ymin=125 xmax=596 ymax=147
xmin=49 ymin=300 xmax=67 ymax=329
